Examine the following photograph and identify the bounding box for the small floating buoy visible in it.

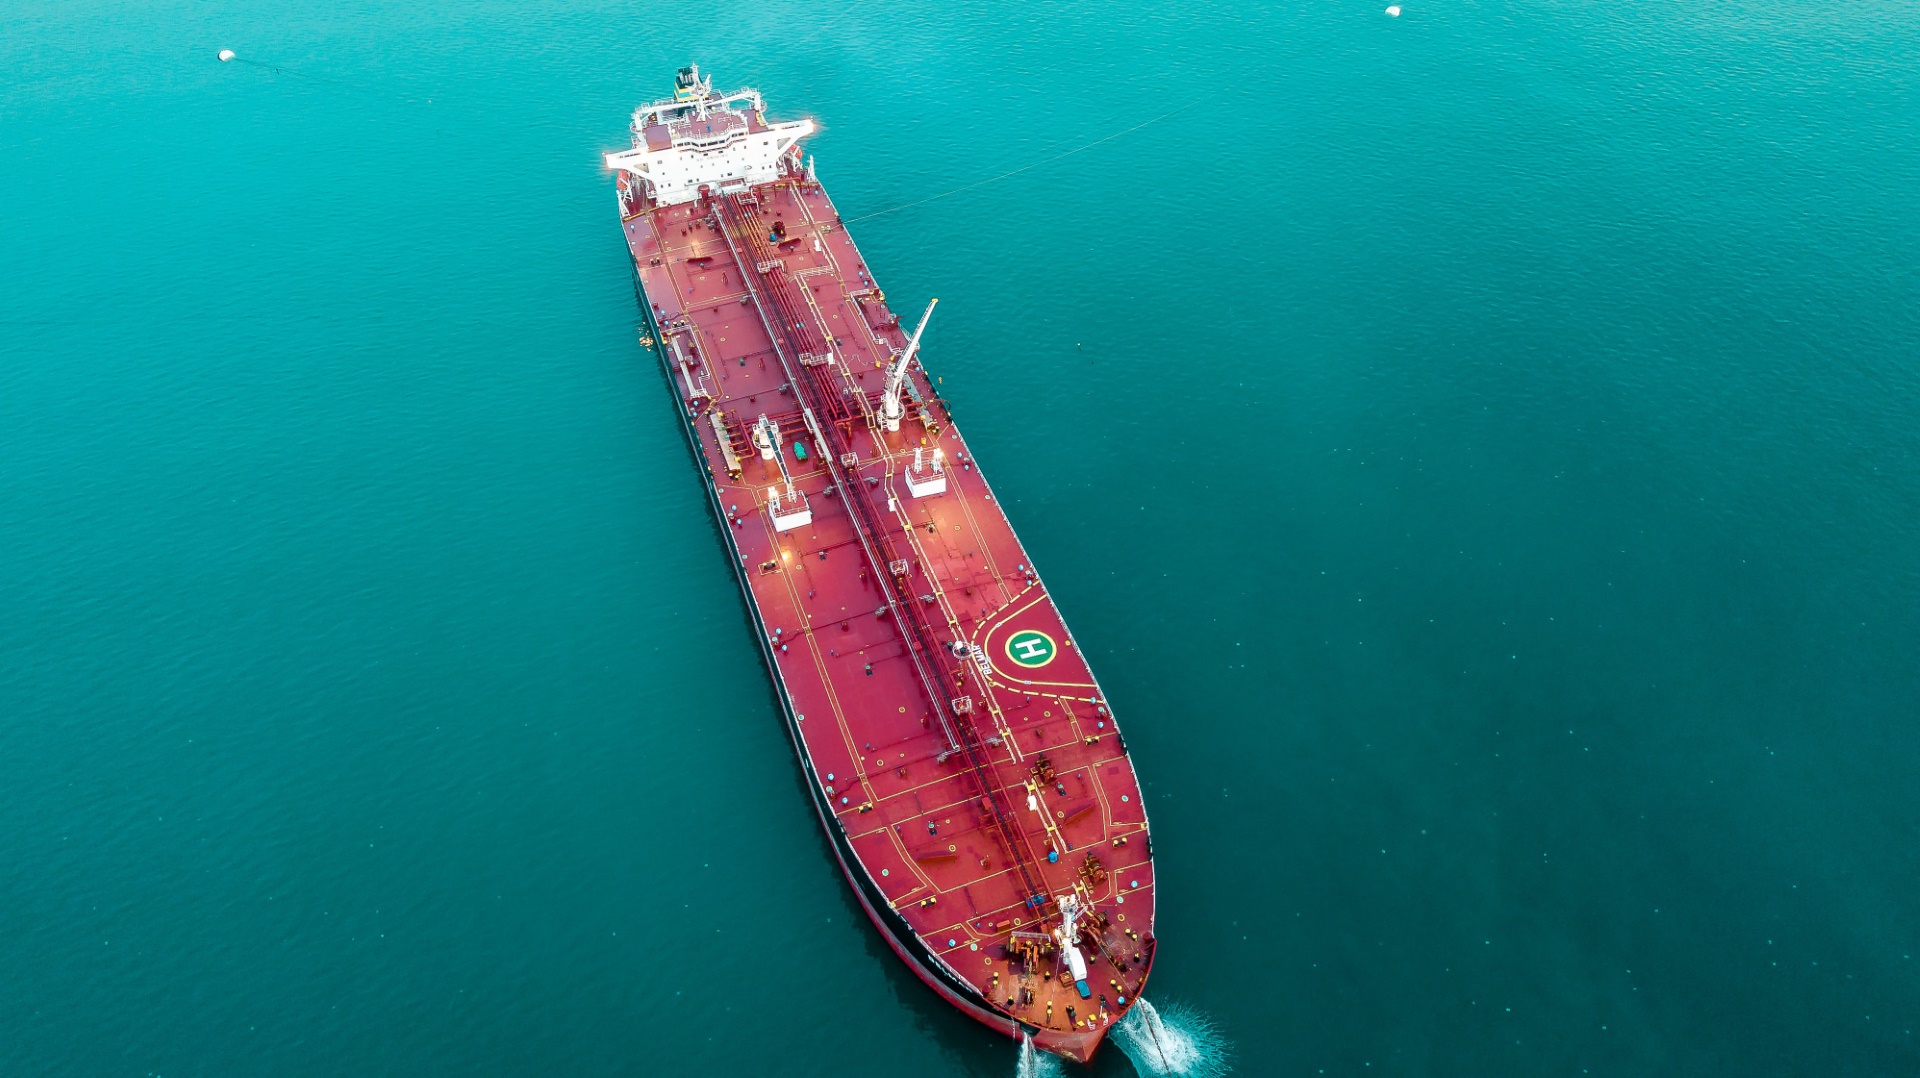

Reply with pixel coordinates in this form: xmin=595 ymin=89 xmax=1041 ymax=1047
xmin=1385 ymin=5 xmax=1401 ymax=14
xmin=217 ymin=49 xmax=236 ymax=61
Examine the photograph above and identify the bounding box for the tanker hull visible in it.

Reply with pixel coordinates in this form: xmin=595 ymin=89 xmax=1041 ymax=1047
xmin=607 ymin=67 xmax=1159 ymax=1062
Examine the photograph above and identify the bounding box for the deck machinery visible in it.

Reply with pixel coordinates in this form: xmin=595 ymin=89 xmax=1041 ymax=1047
xmin=606 ymin=66 xmax=1158 ymax=1064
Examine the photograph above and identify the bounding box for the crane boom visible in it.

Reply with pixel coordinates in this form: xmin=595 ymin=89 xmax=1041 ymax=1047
xmin=881 ymin=297 xmax=938 ymax=432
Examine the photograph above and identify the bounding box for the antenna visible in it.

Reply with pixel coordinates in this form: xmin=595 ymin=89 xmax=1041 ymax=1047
xmin=880 ymin=297 xmax=938 ymax=433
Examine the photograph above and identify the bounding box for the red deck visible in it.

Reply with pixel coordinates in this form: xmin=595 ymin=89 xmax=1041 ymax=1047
xmin=618 ymin=166 xmax=1156 ymax=1062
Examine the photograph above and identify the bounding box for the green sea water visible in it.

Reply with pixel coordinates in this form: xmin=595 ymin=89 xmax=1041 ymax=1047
xmin=5 ymin=1 xmax=1919 ymax=1074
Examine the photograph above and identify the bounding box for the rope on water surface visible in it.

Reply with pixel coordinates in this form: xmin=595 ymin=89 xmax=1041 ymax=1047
xmin=841 ymin=100 xmax=1202 ymax=225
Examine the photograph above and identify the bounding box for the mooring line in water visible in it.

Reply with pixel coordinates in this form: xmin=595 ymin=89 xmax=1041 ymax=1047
xmin=782 ymin=0 xmax=871 ymax=52
xmin=841 ymin=100 xmax=1201 ymax=225
xmin=214 ymin=49 xmax=433 ymax=106
xmin=1145 ymin=1004 xmax=1174 ymax=1073
xmin=217 ymin=50 xmax=357 ymax=88
xmin=1113 ymin=997 xmax=1234 ymax=1077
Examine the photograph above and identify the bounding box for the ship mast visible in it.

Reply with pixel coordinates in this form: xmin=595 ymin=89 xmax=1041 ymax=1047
xmin=880 ymin=298 xmax=937 ymax=433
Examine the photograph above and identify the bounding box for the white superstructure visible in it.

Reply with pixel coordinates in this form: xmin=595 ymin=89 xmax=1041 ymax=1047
xmin=605 ymin=65 xmax=815 ymax=209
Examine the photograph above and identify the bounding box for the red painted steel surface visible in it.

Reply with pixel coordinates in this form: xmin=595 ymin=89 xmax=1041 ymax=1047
xmin=616 ymin=157 xmax=1156 ymax=1062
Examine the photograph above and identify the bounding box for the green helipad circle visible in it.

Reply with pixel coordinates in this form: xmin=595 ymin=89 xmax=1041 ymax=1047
xmin=1004 ymin=629 xmax=1058 ymax=669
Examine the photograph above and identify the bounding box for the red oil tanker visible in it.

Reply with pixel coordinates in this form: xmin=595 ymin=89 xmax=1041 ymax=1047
xmin=606 ymin=66 xmax=1157 ymax=1063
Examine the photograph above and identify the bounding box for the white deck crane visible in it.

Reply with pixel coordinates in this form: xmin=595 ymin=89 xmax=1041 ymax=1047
xmin=1052 ymin=892 xmax=1095 ymax=1000
xmin=753 ymin=413 xmax=813 ymax=532
xmin=751 ymin=412 xmax=781 ymax=462
xmin=880 ymin=298 xmax=938 ymax=433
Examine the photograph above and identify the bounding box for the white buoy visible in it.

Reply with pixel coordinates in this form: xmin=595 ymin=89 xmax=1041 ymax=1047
xmin=218 ymin=49 xmax=236 ymax=61
xmin=1385 ymin=5 xmax=1401 ymax=14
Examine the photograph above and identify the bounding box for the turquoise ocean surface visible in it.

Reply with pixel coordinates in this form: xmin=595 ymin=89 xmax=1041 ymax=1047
xmin=5 ymin=1 xmax=1918 ymax=1073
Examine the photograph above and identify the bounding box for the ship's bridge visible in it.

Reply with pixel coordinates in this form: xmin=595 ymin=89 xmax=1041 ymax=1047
xmin=605 ymin=64 xmax=815 ymax=208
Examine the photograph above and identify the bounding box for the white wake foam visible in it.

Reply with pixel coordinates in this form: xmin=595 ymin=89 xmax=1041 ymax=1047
xmin=1111 ymin=997 xmax=1232 ymax=1077
xmin=1015 ymin=1032 xmax=1067 ymax=1078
